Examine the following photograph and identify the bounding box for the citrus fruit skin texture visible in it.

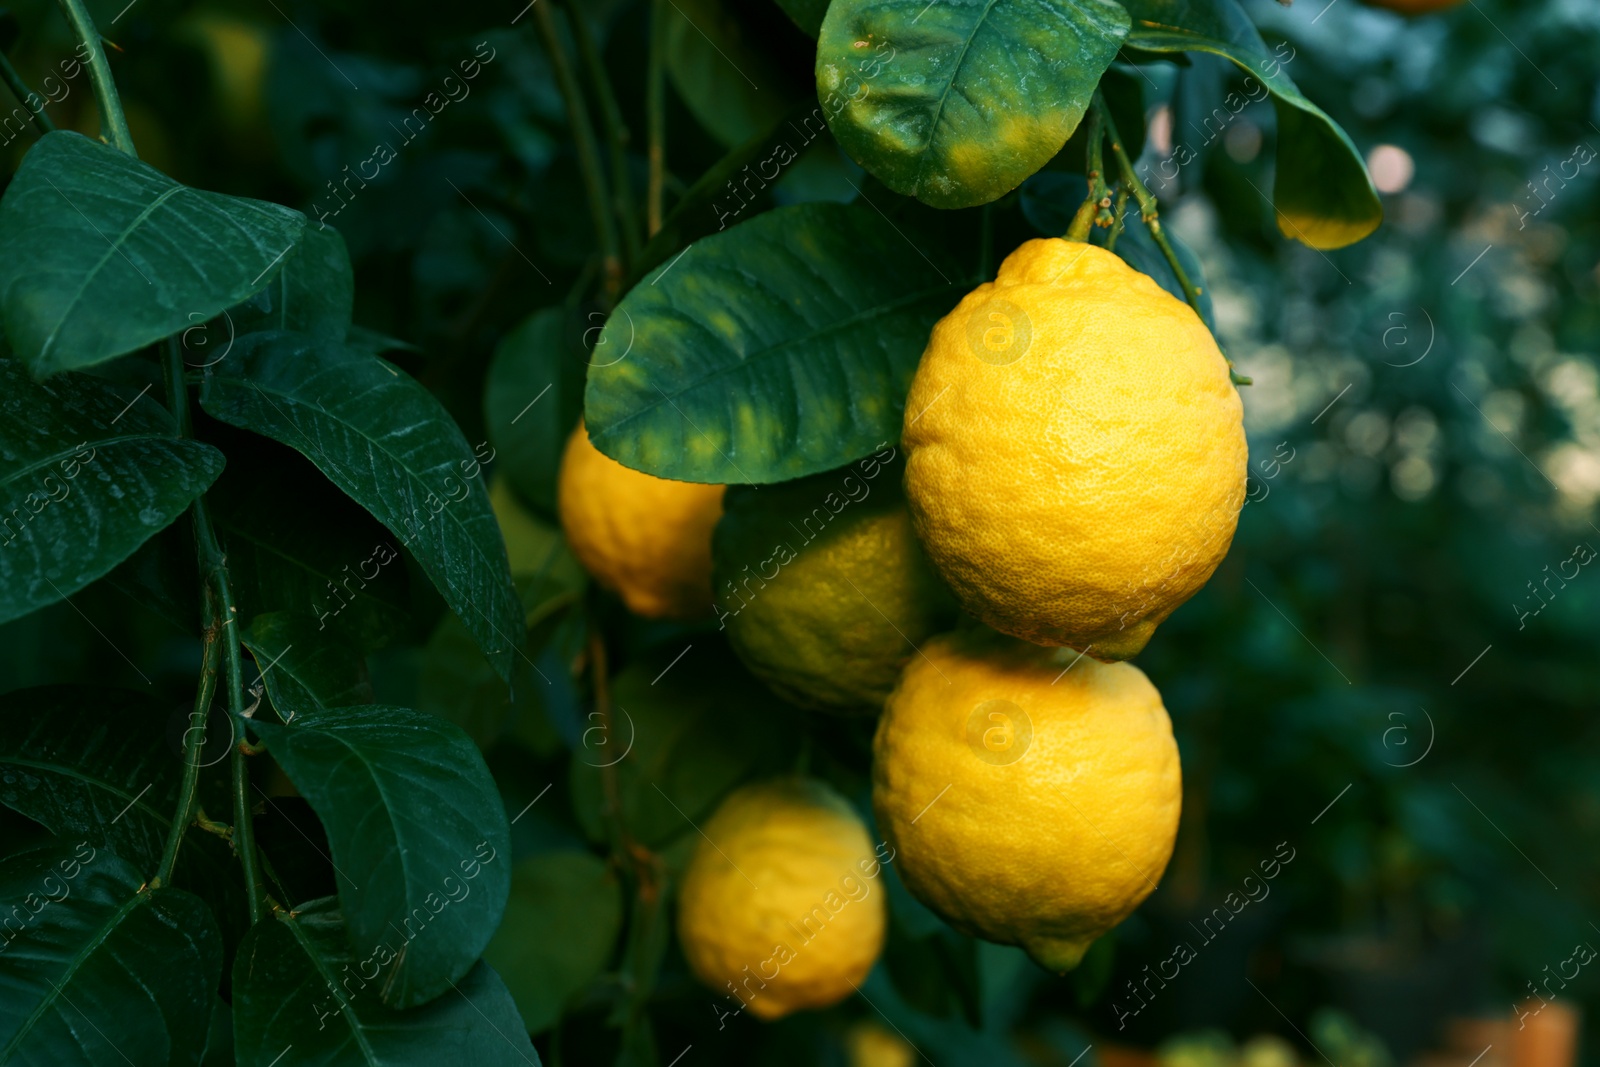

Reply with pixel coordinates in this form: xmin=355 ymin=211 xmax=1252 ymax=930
xmin=902 ymin=239 xmax=1247 ymax=661
xmin=713 ymin=461 xmax=957 ymax=713
xmin=873 ymin=628 xmax=1181 ymax=972
xmin=556 ymin=422 xmax=725 ymax=619
xmin=678 ymin=778 xmax=887 ymax=1020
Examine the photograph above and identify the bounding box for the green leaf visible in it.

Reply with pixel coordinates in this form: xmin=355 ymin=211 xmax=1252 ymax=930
xmin=232 ymin=897 xmax=542 ymax=1067
xmin=208 ymin=442 xmax=411 ymax=655
xmin=1121 ymin=0 xmax=1382 ymax=249
xmin=230 ymin=223 xmax=355 ymax=341
xmin=774 ymin=0 xmax=828 ymax=36
xmin=817 ymin=0 xmax=1130 ymax=209
xmin=199 ymin=331 xmax=522 ymax=682
xmin=0 ymin=131 xmax=305 ymax=376
xmin=483 ymin=307 xmax=587 ymax=517
xmin=585 ymin=203 xmax=964 ymax=484
xmin=568 ymin=642 xmax=801 ymax=848
xmin=0 ymin=843 xmax=221 ymax=1065
xmin=242 ymin=611 xmax=374 ymax=717
xmin=0 ymin=686 xmax=245 ymax=930
xmin=249 ymin=705 xmax=512 ymax=1009
xmin=482 ymin=850 xmax=624 ymax=1034
xmin=0 ymin=358 xmax=224 ymax=626
xmin=666 ymin=0 xmax=801 ymax=147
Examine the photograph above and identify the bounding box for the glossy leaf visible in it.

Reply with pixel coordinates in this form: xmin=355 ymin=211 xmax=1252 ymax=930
xmin=585 ymin=203 xmax=964 ymax=484
xmin=483 ymin=307 xmax=587 ymax=517
xmin=199 ymin=331 xmax=522 ymax=681
xmin=483 ymin=851 xmax=623 ymax=1035
xmin=0 ymin=358 xmax=224 ymax=626
xmin=208 ymin=440 xmax=411 ymax=654
xmin=1122 ymin=0 xmax=1382 ymax=249
xmin=242 ymin=611 xmax=374 ymax=717
xmin=816 ymin=0 xmax=1130 ymax=209
xmin=249 ymin=705 xmax=512 ymax=1009
xmin=0 ymin=843 xmax=221 ymax=1065
xmin=231 ymin=897 xmax=541 ymax=1067
xmin=0 ymin=131 xmax=305 ymax=376
xmin=230 ymin=223 xmax=355 ymax=341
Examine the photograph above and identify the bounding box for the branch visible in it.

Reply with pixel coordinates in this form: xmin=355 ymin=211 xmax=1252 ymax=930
xmin=52 ymin=0 xmax=134 ymax=156
xmin=646 ymin=0 xmax=668 ymax=237
xmin=564 ymin=0 xmax=641 ymax=263
xmin=534 ymin=2 xmax=623 ymax=301
xmin=0 ymin=50 xmax=55 ymax=137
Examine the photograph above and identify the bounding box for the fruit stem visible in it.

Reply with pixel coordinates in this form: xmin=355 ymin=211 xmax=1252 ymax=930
xmin=0 ymin=50 xmax=55 ymax=137
xmin=53 ymin=0 xmax=135 ymax=156
xmin=564 ymin=0 xmax=642 ymax=264
xmin=1064 ymin=100 xmax=1107 ymax=243
xmin=646 ymin=0 xmax=668 ymax=237
xmin=535 ymin=1 xmax=624 ymax=302
xmin=1105 ymin=187 xmax=1129 ymax=252
xmin=1093 ymin=94 xmax=1252 ymax=386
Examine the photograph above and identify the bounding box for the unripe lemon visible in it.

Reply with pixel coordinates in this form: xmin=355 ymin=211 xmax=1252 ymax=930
xmin=712 ymin=458 xmax=957 ymax=712
xmin=556 ymin=422 xmax=725 ymax=619
xmin=902 ymin=239 xmax=1246 ymax=660
xmin=873 ymin=628 xmax=1181 ymax=971
xmin=677 ymin=778 xmax=887 ymax=1020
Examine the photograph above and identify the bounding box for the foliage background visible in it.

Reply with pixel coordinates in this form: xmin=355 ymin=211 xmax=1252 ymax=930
xmin=0 ymin=0 xmax=1597 ymax=1063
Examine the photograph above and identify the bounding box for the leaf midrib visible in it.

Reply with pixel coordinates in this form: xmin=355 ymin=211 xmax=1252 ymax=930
xmin=280 ymin=912 xmax=383 ymax=1064
xmin=596 ymin=280 xmax=963 ymax=441
xmin=36 ymin=185 xmax=186 ymax=367
xmin=0 ymin=755 xmax=169 ymax=827
xmin=909 ymin=0 xmax=1006 ymax=194
xmin=0 ymin=432 xmax=189 ymax=494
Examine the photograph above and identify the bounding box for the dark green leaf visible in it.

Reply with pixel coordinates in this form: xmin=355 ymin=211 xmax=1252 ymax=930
xmin=0 ymin=131 xmax=305 ymax=376
xmin=230 ymin=223 xmax=355 ymax=341
xmin=482 ymin=850 xmax=623 ymax=1034
xmin=585 ymin=203 xmax=964 ymax=484
xmin=568 ymin=642 xmax=801 ymax=848
xmin=1122 ymin=0 xmax=1382 ymax=248
xmin=249 ymin=705 xmax=512 ymax=1009
xmin=666 ymin=0 xmax=801 ymax=147
xmin=0 ymin=686 xmax=245 ymax=934
xmin=0 ymin=843 xmax=221 ymax=1065
xmin=232 ymin=897 xmax=541 ymax=1067
xmin=483 ymin=307 xmax=587 ymax=517
xmin=0 ymin=358 xmax=223 ymax=626
xmin=242 ymin=611 xmax=374 ymax=717
xmin=774 ymin=0 xmax=828 ymax=36
xmin=208 ymin=439 xmax=411 ymax=655
xmin=199 ymin=331 xmax=522 ymax=682
xmin=817 ymin=0 xmax=1130 ymax=209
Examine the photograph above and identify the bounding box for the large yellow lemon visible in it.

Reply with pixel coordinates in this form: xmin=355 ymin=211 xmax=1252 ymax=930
xmin=902 ymin=239 xmax=1246 ymax=660
xmin=556 ymin=422 xmax=724 ymax=618
xmin=677 ymin=778 xmax=887 ymax=1020
xmin=873 ymin=628 xmax=1181 ymax=971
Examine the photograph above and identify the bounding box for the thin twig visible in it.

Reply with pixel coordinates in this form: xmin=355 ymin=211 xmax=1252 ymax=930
xmin=646 ymin=0 xmax=668 ymax=236
xmin=1064 ymin=102 xmax=1106 ymax=243
xmin=53 ymin=0 xmax=135 ymax=156
xmin=0 ymin=50 xmax=55 ymax=136
xmin=564 ymin=0 xmax=641 ymax=263
xmin=1105 ymin=187 xmax=1129 ymax=252
xmin=534 ymin=2 xmax=623 ymax=301
xmin=155 ymin=608 xmax=222 ymax=885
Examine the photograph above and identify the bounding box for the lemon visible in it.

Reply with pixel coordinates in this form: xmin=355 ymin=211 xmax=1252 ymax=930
xmin=873 ymin=627 xmax=1181 ymax=971
xmin=845 ymin=1021 xmax=917 ymax=1067
xmin=556 ymin=422 xmax=725 ymax=619
xmin=902 ymin=239 xmax=1246 ymax=660
xmin=677 ymin=777 xmax=887 ymax=1020
xmin=712 ymin=461 xmax=957 ymax=712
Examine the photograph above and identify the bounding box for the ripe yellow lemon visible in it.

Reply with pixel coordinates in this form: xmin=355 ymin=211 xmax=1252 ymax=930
xmin=557 ymin=422 xmax=725 ymax=619
xmin=902 ymin=239 xmax=1247 ymax=660
xmin=678 ymin=778 xmax=888 ymax=1020
xmin=873 ymin=628 xmax=1181 ymax=971
xmin=712 ymin=456 xmax=957 ymax=712
xmin=845 ymin=1021 xmax=917 ymax=1067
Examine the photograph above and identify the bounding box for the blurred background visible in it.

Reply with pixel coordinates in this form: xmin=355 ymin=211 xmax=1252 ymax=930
xmin=1 ymin=0 xmax=1596 ymax=1064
